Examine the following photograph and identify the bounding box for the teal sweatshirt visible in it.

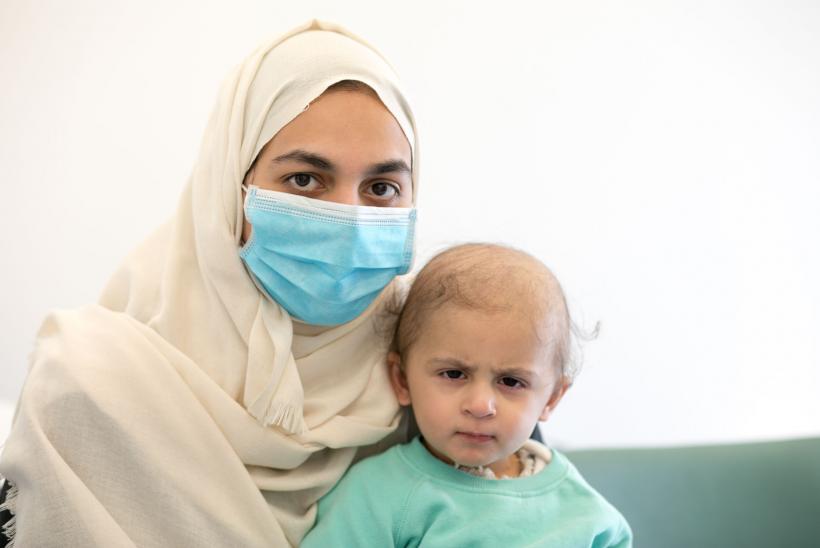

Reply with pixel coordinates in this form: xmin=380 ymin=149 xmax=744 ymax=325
xmin=301 ymin=437 xmax=632 ymax=547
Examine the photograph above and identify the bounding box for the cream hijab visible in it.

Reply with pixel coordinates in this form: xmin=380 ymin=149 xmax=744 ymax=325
xmin=0 ymin=20 xmax=417 ymax=547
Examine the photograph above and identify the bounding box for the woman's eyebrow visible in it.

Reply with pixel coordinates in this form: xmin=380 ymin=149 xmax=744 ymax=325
xmin=365 ymin=159 xmax=411 ymax=177
xmin=272 ymin=150 xmax=334 ymax=171
xmin=271 ymin=151 xmax=409 ymax=177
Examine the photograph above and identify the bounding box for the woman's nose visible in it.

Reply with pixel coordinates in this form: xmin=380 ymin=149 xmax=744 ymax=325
xmin=322 ymin=181 xmax=361 ymax=206
xmin=462 ymin=386 xmax=496 ymax=418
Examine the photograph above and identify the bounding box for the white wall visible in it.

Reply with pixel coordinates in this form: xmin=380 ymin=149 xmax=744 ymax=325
xmin=1 ymin=0 xmax=818 ymax=449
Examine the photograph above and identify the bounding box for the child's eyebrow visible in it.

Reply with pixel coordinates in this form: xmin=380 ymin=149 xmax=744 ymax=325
xmin=493 ymin=367 xmax=535 ymax=381
xmin=428 ymin=358 xmax=536 ymax=380
xmin=429 ymin=357 xmax=475 ymax=371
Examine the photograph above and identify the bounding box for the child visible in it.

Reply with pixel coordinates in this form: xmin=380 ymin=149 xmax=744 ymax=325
xmin=301 ymin=243 xmax=632 ymax=547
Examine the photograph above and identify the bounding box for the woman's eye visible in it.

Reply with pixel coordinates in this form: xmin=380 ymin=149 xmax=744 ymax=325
xmin=499 ymin=377 xmax=525 ymax=389
xmin=285 ymin=173 xmax=320 ymax=190
xmin=441 ymin=370 xmax=465 ymax=380
xmin=368 ymin=181 xmax=399 ymax=199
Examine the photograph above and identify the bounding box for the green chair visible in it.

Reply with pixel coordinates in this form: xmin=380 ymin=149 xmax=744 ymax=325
xmin=567 ymin=437 xmax=820 ymax=548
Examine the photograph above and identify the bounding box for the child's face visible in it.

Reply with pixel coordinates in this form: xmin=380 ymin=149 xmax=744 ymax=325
xmin=389 ymin=304 xmax=569 ymax=477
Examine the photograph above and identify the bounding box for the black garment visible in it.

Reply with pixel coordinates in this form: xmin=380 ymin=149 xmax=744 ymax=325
xmin=0 ymin=479 xmax=11 ymax=547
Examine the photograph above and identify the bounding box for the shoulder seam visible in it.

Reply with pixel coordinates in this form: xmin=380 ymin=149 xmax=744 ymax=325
xmin=394 ymin=475 xmax=425 ymax=542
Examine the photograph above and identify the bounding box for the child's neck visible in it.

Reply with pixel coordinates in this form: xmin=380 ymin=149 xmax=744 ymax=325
xmin=421 ymin=438 xmax=523 ymax=478
xmin=487 ymin=453 xmax=522 ymax=478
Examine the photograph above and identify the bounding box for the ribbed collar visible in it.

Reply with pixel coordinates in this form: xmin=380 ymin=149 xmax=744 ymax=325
xmin=397 ymin=437 xmax=571 ymax=495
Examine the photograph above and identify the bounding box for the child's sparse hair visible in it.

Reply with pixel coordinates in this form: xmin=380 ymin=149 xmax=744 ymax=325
xmin=389 ymin=243 xmax=587 ymax=383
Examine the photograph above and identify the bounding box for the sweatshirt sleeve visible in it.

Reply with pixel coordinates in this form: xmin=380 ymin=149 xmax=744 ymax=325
xmin=594 ymin=516 xmax=633 ymax=548
xmin=301 ymin=454 xmax=406 ymax=547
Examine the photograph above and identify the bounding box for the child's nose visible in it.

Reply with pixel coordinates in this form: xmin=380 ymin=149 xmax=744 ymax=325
xmin=462 ymin=385 xmax=496 ymax=418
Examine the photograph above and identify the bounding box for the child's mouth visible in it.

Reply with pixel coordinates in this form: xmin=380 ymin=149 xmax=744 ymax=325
xmin=456 ymin=432 xmax=494 ymax=443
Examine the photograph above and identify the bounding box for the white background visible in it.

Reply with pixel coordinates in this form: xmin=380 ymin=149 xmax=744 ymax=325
xmin=1 ymin=0 xmax=818 ymax=449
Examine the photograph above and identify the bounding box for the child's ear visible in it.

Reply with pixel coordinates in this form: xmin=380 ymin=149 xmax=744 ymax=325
xmin=387 ymin=351 xmax=412 ymax=406
xmin=539 ymin=378 xmax=571 ymax=422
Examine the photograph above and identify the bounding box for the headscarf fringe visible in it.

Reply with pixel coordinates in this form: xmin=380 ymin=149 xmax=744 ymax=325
xmin=252 ymin=399 xmax=307 ymax=434
xmin=0 ymin=480 xmax=18 ymax=548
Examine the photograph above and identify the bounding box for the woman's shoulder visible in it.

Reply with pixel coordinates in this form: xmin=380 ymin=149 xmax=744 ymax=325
xmin=24 ymin=305 xmax=174 ymax=406
xmin=37 ymin=303 xmax=140 ymax=333
xmin=33 ymin=305 xmax=157 ymax=365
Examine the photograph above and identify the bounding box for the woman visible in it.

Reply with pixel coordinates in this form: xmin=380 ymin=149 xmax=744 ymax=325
xmin=0 ymin=20 xmax=418 ymax=547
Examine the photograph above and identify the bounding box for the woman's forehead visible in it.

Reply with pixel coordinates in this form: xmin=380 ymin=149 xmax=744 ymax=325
xmin=260 ymin=90 xmax=411 ymax=167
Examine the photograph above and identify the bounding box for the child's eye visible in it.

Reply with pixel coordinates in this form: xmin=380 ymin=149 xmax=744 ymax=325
xmin=440 ymin=370 xmax=465 ymax=380
xmin=499 ymin=377 xmax=525 ymax=389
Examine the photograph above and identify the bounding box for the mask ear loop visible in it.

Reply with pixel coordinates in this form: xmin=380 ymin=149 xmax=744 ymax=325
xmin=241 ymin=156 xmax=260 ymax=194
xmin=239 ymin=166 xmax=257 ymax=245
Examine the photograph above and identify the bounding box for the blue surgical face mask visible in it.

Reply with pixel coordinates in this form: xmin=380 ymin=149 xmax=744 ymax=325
xmin=240 ymin=185 xmax=416 ymax=326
